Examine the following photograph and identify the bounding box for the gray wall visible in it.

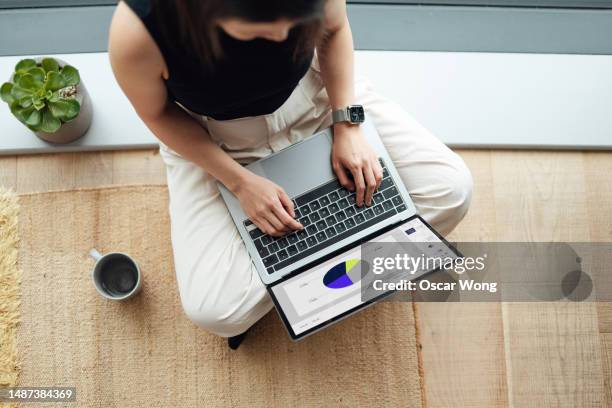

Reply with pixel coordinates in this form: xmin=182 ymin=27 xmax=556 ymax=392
xmin=1 ymin=2 xmax=612 ymax=56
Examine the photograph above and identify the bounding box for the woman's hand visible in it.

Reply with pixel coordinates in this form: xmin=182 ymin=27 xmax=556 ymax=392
xmin=233 ymin=171 xmax=303 ymax=237
xmin=331 ymin=123 xmax=383 ymax=207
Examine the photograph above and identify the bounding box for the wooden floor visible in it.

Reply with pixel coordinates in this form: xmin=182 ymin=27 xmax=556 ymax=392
xmin=1 ymin=148 xmax=611 ymax=407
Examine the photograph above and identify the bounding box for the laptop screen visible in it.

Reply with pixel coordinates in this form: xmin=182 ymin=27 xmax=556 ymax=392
xmin=269 ymin=215 xmax=459 ymax=340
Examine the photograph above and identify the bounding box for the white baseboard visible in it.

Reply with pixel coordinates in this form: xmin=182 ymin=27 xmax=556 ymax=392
xmin=1 ymin=50 xmax=611 ymax=155
xmin=356 ymin=51 xmax=612 ymax=150
xmin=0 ymin=52 xmax=156 ymax=155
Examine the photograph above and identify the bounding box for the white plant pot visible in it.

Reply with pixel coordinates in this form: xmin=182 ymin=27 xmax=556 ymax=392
xmin=35 ymin=80 xmax=93 ymax=144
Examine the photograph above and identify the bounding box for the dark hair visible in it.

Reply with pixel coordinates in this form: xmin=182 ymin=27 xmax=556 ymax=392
xmin=152 ymin=0 xmax=326 ymax=68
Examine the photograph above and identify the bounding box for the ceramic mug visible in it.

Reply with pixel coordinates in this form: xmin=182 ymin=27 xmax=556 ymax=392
xmin=89 ymin=248 xmax=142 ymax=300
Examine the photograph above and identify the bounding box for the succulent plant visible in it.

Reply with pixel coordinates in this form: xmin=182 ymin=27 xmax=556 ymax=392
xmin=1 ymin=57 xmax=81 ymax=133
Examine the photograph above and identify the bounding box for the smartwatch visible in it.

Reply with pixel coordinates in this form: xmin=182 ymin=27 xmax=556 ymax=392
xmin=332 ymin=105 xmax=365 ymax=125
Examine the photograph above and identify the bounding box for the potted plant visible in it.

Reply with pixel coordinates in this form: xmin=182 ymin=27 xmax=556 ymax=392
xmin=0 ymin=57 xmax=93 ymax=144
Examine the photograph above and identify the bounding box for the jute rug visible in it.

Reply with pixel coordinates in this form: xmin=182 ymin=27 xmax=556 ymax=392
xmin=4 ymin=185 xmax=425 ymax=407
xmin=0 ymin=188 xmax=20 ymax=397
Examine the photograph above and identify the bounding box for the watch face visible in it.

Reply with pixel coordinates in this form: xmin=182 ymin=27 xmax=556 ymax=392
xmin=348 ymin=106 xmax=365 ymax=123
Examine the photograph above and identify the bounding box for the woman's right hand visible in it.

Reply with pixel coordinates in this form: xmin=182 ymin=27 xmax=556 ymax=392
xmin=233 ymin=171 xmax=303 ymax=237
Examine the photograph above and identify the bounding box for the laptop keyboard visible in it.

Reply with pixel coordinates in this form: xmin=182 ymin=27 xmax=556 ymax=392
xmin=244 ymin=159 xmax=408 ymax=274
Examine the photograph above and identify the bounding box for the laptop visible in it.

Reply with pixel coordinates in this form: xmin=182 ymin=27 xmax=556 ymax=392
xmin=218 ymin=119 xmax=460 ymax=340
xmin=268 ymin=214 xmax=460 ymax=340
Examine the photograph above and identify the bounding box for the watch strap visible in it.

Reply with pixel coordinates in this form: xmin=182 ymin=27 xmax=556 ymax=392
xmin=332 ymin=108 xmax=349 ymax=124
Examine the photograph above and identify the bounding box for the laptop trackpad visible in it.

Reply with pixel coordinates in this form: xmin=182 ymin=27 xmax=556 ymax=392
xmin=251 ymin=133 xmax=336 ymax=198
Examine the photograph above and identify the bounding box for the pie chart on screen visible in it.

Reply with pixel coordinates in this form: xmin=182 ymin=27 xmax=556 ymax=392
xmin=323 ymin=259 xmax=363 ymax=289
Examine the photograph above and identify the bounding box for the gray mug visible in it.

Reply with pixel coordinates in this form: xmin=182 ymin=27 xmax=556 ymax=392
xmin=89 ymin=248 xmax=142 ymax=300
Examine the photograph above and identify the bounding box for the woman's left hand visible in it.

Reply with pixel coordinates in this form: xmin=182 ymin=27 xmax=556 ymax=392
xmin=331 ymin=123 xmax=383 ymax=207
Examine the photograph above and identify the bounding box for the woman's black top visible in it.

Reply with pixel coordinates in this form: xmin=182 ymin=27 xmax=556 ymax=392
xmin=123 ymin=0 xmax=314 ymax=120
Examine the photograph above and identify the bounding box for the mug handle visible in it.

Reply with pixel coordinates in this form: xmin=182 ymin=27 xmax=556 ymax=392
xmin=89 ymin=248 xmax=103 ymax=262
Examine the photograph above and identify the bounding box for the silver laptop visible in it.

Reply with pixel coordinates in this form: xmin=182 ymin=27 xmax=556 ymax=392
xmin=218 ymin=119 xmax=417 ymax=285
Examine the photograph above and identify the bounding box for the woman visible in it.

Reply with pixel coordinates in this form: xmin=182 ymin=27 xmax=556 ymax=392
xmin=109 ymin=0 xmax=473 ymax=348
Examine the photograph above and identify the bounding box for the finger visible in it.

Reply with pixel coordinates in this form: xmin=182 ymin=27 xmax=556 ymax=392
xmin=372 ymin=158 xmax=383 ymax=191
xmin=333 ymin=161 xmax=355 ymax=191
xmin=264 ymin=212 xmax=289 ymax=235
xmin=277 ymin=190 xmax=296 ymax=218
xmin=254 ymin=217 xmax=275 ymax=236
xmin=363 ymin=162 xmax=377 ymax=206
xmin=272 ymin=203 xmax=303 ymax=231
xmin=351 ymin=164 xmax=366 ymax=207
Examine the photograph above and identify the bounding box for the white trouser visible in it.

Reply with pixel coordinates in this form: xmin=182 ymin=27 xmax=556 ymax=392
xmin=158 ymin=57 xmax=473 ymax=337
